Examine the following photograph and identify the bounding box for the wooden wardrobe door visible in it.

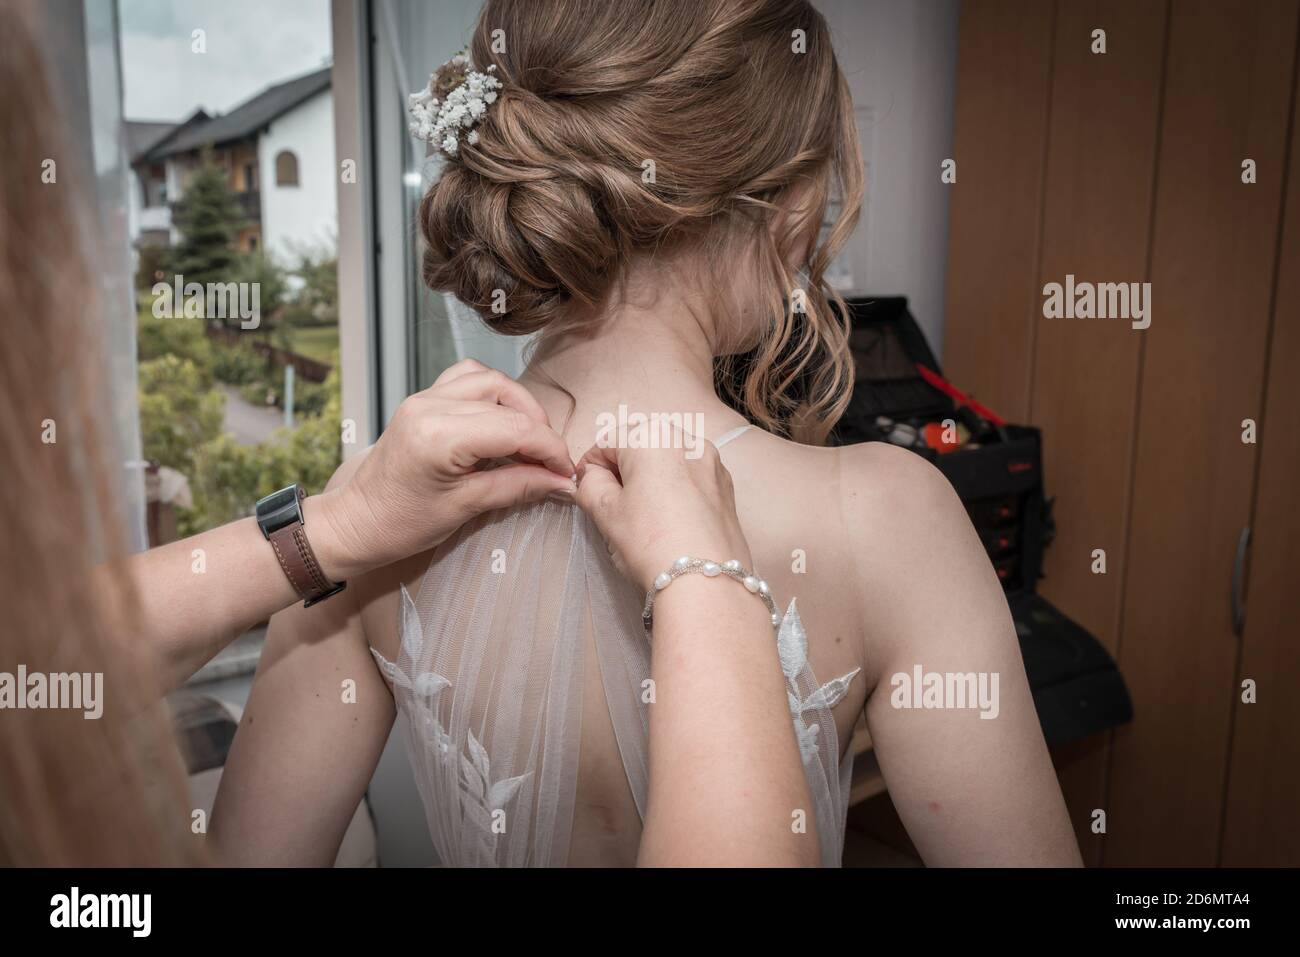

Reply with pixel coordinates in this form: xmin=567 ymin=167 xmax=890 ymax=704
xmin=942 ymin=0 xmax=1055 ymax=420
xmin=1028 ymin=0 xmax=1168 ymax=867
xmin=1220 ymin=50 xmax=1300 ymax=867
xmin=1104 ymin=0 xmax=1299 ymax=866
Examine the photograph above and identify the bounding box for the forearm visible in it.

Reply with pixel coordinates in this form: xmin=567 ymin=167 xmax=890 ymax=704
xmin=638 ymin=575 xmax=817 ymax=867
xmin=108 ymin=491 xmax=358 ymax=691
xmin=209 ymin=572 xmax=395 ymax=866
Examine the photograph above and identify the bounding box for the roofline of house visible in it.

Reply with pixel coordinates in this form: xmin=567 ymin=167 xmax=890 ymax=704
xmin=143 ymin=67 xmax=331 ymax=163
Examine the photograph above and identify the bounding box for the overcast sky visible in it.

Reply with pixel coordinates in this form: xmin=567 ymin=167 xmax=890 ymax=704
xmin=119 ymin=0 xmax=332 ymax=120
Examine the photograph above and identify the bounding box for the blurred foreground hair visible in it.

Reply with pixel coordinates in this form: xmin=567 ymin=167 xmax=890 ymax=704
xmin=0 ymin=0 xmax=200 ymax=866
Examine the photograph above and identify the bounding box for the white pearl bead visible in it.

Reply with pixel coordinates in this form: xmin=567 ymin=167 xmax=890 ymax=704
xmin=702 ymin=561 xmax=721 ymax=577
xmin=771 ymin=613 xmax=781 ymax=627
xmin=742 ymin=576 xmax=759 ymax=593
xmin=722 ymin=559 xmax=741 ymax=572
xmin=674 ymin=556 xmax=691 ymax=570
xmin=654 ymin=572 xmax=671 ymax=590
xmin=758 ymin=580 xmax=770 ymax=596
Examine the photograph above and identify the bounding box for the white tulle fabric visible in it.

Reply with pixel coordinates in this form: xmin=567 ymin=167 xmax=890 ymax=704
xmin=370 ymin=436 xmax=858 ymax=866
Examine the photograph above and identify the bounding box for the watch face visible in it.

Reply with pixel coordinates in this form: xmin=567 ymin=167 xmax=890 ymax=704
xmin=256 ymin=484 xmax=303 ymax=536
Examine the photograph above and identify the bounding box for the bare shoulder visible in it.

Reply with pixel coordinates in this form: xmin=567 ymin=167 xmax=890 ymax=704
xmin=832 ymin=439 xmax=991 ymax=590
xmin=832 ymin=440 xmax=1010 ymax=667
xmin=732 ymin=430 xmax=964 ymax=543
xmin=727 ymin=430 xmax=976 ymax=582
xmin=833 ymin=440 xmax=970 ymax=542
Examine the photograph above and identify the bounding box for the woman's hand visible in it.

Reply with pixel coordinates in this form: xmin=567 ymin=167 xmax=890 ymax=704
xmin=316 ymin=359 xmax=576 ymax=579
xmin=574 ymin=435 xmax=752 ymax=591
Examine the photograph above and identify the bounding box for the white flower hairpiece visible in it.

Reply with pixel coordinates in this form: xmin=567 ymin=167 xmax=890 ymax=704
xmin=408 ymin=53 xmax=501 ymax=156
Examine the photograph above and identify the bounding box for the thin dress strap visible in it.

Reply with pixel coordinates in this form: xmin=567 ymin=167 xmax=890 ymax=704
xmin=713 ymin=424 xmax=753 ymax=449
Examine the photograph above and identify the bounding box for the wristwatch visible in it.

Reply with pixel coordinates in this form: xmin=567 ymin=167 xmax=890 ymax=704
xmin=255 ymin=485 xmax=347 ymax=607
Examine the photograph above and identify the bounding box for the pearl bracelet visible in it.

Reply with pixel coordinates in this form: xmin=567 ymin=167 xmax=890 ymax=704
xmin=641 ymin=556 xmax=781 ymax=639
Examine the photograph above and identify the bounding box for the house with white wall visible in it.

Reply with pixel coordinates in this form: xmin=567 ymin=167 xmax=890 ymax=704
xmin=126 ymin=66 xmax=337 ymax=266
xmin=256 ymin=81 xmax=337 ymax=263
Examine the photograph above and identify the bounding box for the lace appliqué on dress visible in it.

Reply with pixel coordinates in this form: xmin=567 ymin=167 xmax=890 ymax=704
xmin=369 ymin=501 xmax=859 ymax=867
xmin=777 ymin=599 xmax=861 ymax=764
xmin=371 ymin=588 xmax=533 ymax=865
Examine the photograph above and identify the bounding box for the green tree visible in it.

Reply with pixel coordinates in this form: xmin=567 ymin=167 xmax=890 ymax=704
xmin=170 ymin=152 xmax=245 ymax=296
xmin=235 ymin=251 xmax=291 ymax=351
xmin=290 ymin=249 xmax=339 ymax=326
xmin=137 ymin=355 xmax=225 ymax=475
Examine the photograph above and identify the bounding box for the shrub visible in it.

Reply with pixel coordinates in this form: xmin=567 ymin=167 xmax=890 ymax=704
xmin=137 ymin=355 xmax=225 ymax=475
xmin=137 ymin=311 xmax=215 ymax=384
xmin=240 ymin=369 xmax=331 ymax=417
xmin=179 ymin=367 xmax=342 ymax=536
xmin=209 ymin=339 xmax=269 ymax=385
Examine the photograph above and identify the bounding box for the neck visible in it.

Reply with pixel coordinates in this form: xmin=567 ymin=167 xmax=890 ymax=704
xmin=521 ymin=271 xmax=748 ymax=444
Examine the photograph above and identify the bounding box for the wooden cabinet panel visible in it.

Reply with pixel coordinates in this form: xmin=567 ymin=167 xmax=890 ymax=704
xmin=942 ymin=0 xmax=1055 ymax=421
xmin=1105 ymin=0 xmax=1298 ymax=866
xmin=1032 ymin=1 xmax=1166 ymax=665
xmin=1221 ymin=53 xmax=1300 ymax=867
xmin=1030 ymin=0 xmax=1169 ymax=866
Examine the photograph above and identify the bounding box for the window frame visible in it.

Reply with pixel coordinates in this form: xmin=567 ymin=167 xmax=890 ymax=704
xmin=274 ymin=149 xmax=300 ymax=187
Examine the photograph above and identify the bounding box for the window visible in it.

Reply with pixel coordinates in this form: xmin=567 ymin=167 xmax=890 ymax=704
xmin=113 ymin=10 xmax=339 ymax=554
xmin=275 ymin=150 xmax=300 ymax=186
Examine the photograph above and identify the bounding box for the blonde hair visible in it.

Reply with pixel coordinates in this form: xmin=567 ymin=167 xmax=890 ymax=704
xmin=0 ymin=0 xmax=199 ymax=866
xmin=419 ymin=0 xmax=863 ymax=440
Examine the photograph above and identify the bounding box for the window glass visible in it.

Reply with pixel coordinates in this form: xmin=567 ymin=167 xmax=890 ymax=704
xmin=117 ymin=0 xmax=339 ymax=544
xmin=370 ymin=0 xmax=530 ymax=415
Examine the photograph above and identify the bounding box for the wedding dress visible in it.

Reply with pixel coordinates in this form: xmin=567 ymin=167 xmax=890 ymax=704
xmin=369 ymin=426 xmax=860 ymax=866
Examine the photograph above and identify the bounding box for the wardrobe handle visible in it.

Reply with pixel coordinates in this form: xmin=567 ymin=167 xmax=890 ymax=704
xmin=1231 ymin=526 xmax=1251 ymax=637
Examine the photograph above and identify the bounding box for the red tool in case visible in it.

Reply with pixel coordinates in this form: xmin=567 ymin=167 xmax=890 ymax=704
xmin=914 ymin=361 xmax=1007 ymax=428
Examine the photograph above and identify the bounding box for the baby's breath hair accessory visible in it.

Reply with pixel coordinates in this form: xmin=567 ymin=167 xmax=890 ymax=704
xmin=408 ymin=53 xmax=501 ymax=156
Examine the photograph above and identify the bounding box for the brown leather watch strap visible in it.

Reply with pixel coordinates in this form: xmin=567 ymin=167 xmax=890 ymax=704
xmin=267 ymin=522 xmax=344 ymax=607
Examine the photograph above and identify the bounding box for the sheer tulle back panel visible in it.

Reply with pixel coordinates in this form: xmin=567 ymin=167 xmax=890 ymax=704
xmin=383 ymin=493 xmax=852 ymax=866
